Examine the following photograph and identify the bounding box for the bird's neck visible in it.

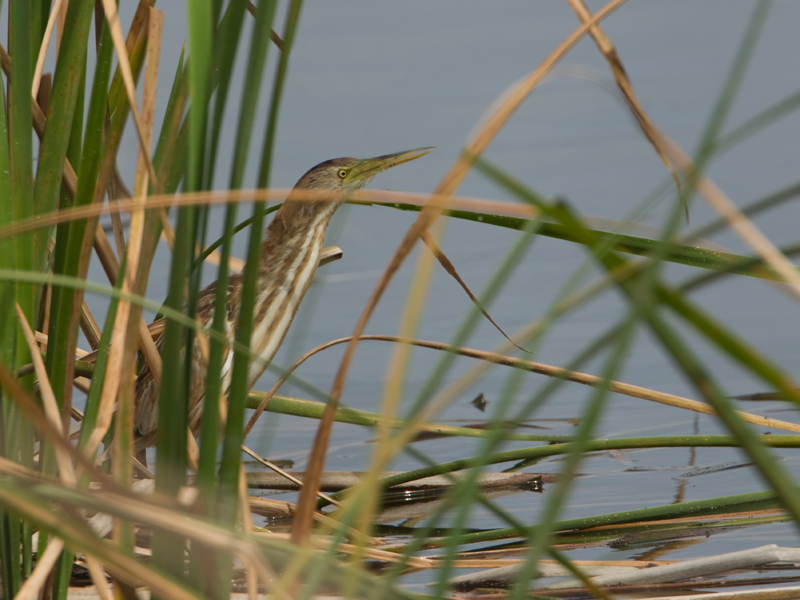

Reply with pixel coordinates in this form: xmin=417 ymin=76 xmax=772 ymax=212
xmin=246 ymin=198 xmax=341 ymax=385
xmin=257 ymin=197 xmax=342 ymax=285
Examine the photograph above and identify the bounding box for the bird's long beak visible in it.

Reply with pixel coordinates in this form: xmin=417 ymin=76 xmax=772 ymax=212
xmin=350 ymin=147 xmax=434 ymax=182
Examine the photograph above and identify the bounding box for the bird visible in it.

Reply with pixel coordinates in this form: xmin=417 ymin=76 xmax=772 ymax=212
xmin=131 ymin=148 xmax=433 ymax=452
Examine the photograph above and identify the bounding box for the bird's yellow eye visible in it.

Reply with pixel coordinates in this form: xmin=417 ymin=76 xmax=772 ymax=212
xmin=337 ymin=169 xmax=348 ymax=179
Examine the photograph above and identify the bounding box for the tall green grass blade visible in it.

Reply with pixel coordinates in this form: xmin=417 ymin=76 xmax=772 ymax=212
xmin=43 ymin=50 xmax=88 ymax=456
xmin=152 ymin=1 xmax=215 ymax=591
xmin=0 ymin=65 xmax=13 ymax=593
xmin=31 ymin=0 xmax=94 ymax=271
xmin=203 ymin=0 xmax=247 ymax=190
xmin=151 ymin=46 xmax=188 ymax=194
xmin=41 ymin=43 xmax=90 ymax=600
xmin=152 ymin=207 xmax=195 ymax=582
xmin=480 ymin=158 xmax=800 ymax=407
xmin=140 ymin=47 xmax=188 ymax=290
xmin=219 ymin=0 xmax=292 ymax=509
xmin=198 ymin=0 xmax=277 ymax=499
xmin=68 ymin=9 xmax=115 ymax=462
xmin=7 ymin=0 xmax=37 ymax=585
xmin=493 ymin=146 xmax=800 ymax=543
xmin=79 ymin=266 xmax=124 ymax=456
xmin=512 ymin=300 xmax=639 ymax=598
xmin=681 ymin=240 xmax=800 ymax=291
xmin=361 ymin=198 xmax=796 ymax=283
xmin=213 ymin=2 xmax=292 ymax=595
xmin=256 ymin=0 xmax=302 ymax=188
xmin=0 ymin=47 xmax=14 ymax=376
xmin=402 ymin=485 xmax=788 ymax=551
xmin=93 ymin=1 xmax=150 ymax=206
xmin=185 ymin=1 xmax=212 ymax=195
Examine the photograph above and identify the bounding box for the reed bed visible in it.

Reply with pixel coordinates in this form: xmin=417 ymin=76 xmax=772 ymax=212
xmin=1 ymin=1 xmax=799 ymax=598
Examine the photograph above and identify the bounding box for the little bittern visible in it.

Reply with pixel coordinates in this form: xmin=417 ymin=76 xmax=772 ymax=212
xmin=133 ymin=148 xmax=432 ymax=449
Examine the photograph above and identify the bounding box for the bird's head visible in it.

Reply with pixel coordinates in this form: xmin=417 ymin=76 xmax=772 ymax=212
xmin=290 ymin=147 xmax=433 ymax=207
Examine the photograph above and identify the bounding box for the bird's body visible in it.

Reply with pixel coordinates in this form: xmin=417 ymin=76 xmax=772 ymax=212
xmin=132 ymin=149 xmax=431 ymax=449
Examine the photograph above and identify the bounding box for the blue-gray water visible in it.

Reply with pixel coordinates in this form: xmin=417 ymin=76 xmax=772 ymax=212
xmin=11 ymin=0 xmax=800 ymax=579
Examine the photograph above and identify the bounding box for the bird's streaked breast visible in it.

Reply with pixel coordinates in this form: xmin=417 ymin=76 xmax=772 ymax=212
xmin=247 ymin=211 xmax=330 ymax=386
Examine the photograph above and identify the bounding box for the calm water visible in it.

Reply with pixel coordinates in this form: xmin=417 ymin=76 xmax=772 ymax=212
xmin=21 ymin=0 xmax=800 ymax=572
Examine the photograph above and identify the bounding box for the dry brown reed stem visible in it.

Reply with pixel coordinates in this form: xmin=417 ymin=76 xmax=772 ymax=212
xmin=84 ymin=559 xmax=115 ymax=600
xmin=291 ymin=0 xmax=631 ymax=544
xmin=571 ymin=0 xmax=800 ymax=299
xmin=351 ymin=219 xmax=445 ymax=552
xmin=245 ymin=334 xmax=800 ymax=436
xmin=255 ymin=532 xmax=434 ymax=569
xmin=112 ymin=6 xmax=163 ymax=556
xmin=16 ymin=305 xmax=78 ymax=484
xmin=80 ymin=300 xmax=103 ymax=350
xmin=34 ymin=331 xmax=89 ymax=358
xmin=92 ymin=226 xmax=163 ymax=386
xmin=99 ymin=0 xmax=157 ymax=184
xmin=658 ymin=136 xmax=800 ymax=300
xmin=15 ymin=305 xmax=113 ymax=599
xmin=567 ymin=0 xmax=681 ymax=193
xmin=237 ymin=464 xmax=264 ymax=600
xmin=420 ymin=229 xmax=528 ymax=352
xmin=0 ymin=188 xmax=538 ymax=241
xmin=245 ymin=2 xmax=285 ymax=50
xmin=15 ymin=539 xmax=66 ymax=600
xmin=242 ymin=446 xmax=343 ymax=509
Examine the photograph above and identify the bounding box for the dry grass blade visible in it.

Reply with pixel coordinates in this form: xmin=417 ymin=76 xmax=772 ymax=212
xmin=238 ymin=464 xmax=268 ymax=600
xmin=0 ymin=185 xmax=539 ymax=241
xmin=256 ymin=532 xmax=433 ymax=569
xmin=32 ymin=0 xmax=67 ymax=99
xmin=644 ymin=585 xmax=800 ymax=600
xmin=421 ymin=229 xmax=530 ymax=352
xmin=545 ymin=544 xmax=800 ymax=590
xmin=16 ymin=307 xmax=118 ymax=597
xmin=99 ymin=0 xmax=158 ymax=185
xmin=567 ymin=0 xmax=682 ymax=196
xmin=84 ymin=559 xmax=114 ymax=600
xmin=245 ymin=1 xmax=285 ymax=50
xmin=242 ymin=446 xmax=342 ymax=509
xmin=85 ymin=277 xmax=139 ymax=457
xmin=111 ymin=4 xmax=163 ymax=549
xmin=291 ymin=0 xmax=629 ymax=544
xmin=657 ymin=135 xmax=800 ymax=299
xmin=14 ymin=538 xmax=65 ymax=600
xmin=80 ymin=300 xmax=103 ymax=350
xmin=92 ymin=228 xmax=162 ymax=386
xmin=16 ymin=304 xmax=77 ymax=483
xmin=33 ymin=331 xmax=89 ymax=358
xmin=0 ymin=41 xmax=77 ymax=196
xmin=243 ymin=333 xmax=800 ymax=437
